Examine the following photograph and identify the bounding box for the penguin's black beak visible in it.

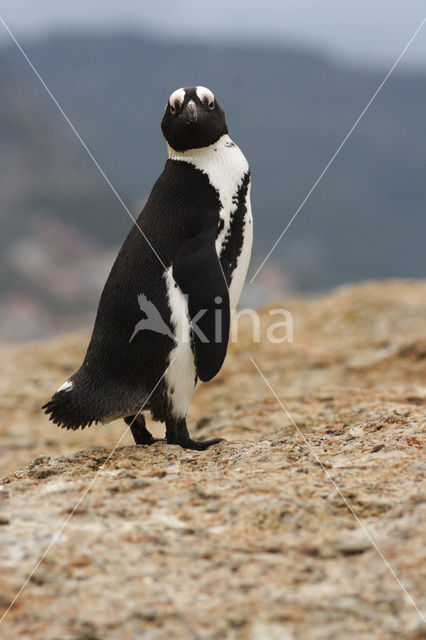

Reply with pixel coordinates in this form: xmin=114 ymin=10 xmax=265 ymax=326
xmin=184 ymin=99 xmax=198 ymax=124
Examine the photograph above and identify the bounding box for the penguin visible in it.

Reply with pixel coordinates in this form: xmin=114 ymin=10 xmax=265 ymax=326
xmin=43 ymin=86 xmax=253 ymax=450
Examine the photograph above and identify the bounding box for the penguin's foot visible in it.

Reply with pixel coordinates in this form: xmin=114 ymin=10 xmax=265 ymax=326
xmin=165 ymin=418 xmax=225 ymax=450
xmin=125 ymin=414 xmax=164 ymax=445
xmin=178 ymin=437 xmax=225 ymax=451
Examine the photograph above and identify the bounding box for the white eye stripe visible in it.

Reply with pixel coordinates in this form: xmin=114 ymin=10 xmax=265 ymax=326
xmin=196 ymin=86 xmax=214 ymax=104
xmin=168 ymin=88 xmax=185 ymax=107
xmin=168 ymin=86 xmax=215 ymax=109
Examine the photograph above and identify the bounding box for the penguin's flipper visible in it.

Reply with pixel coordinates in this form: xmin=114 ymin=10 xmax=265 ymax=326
xmin=173 ymin=219 xmax=230 ymax=383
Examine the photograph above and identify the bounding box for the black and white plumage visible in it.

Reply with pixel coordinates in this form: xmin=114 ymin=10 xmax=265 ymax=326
xmin=43 ymin=86 xmax=253 ymax=450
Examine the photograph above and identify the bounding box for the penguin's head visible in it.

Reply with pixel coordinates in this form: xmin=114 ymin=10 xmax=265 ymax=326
xmin=161 ymin=86 xmax=228 ymax=152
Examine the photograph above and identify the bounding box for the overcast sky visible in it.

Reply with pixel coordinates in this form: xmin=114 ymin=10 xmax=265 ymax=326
xmin=0 ymin=1 xmax=425 ymax=69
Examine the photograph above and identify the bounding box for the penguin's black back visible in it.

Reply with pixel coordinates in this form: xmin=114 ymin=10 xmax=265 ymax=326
xmin=44 ymin=159 xmax=222 ymax=428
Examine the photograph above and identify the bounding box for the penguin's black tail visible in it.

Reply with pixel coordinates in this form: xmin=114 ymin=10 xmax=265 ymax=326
xmin=42 ymin=370 xmax=103 ymax=430
xmin=42 ymin=369 xmax=147 ymax=431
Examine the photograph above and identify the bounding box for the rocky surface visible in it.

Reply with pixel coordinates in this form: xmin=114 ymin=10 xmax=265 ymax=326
xmin=0 ymin=280 xmax=425 ymax=639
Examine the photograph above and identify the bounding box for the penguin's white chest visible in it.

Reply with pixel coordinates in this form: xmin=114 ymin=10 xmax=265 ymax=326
xmin=163 ymin=267 xmax=196 ymax=419
xmin=173 ymin=135 xmax=252 ymax=309
xmin=164 ymin=135 xmax=252 ymax=418
xmin=226 ymin=184 xmax=253 ymax=310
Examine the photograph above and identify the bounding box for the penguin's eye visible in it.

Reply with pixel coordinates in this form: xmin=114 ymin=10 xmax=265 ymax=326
xmin=203 ymin=97 xmax=215 ymax=110
xmin=170 ymin=104 xmax=176 ymax=114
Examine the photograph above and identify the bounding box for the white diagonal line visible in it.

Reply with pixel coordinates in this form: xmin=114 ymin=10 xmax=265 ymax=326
xmin=250 ymin=18 xmax=426 ymax=283
xmin=250 ymin=356 xmax=425 ymax=622
xmin=0 ymin=358 xmax=175 ymax=625
xmin=0 ymin=15 xmax=168 ymax=274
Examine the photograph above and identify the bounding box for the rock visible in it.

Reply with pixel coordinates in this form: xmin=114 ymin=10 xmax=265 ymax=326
xmin=250 ymin=622 xmax=295 ymax=639
xmin=371 ymin=444 xmax=385 ymax=453
xmin=407 ymin=462 xmax=426 ymax=475
xmin=0 ymin=281 xmax=425 ymax=640
xmin=332 ymin=533 xmax=372 ymax=555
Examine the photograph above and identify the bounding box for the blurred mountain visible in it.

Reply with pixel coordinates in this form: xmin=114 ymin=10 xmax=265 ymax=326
xmin=0 ymin=65 xmax=124 ymax=339
xmin=0 ymin=33 xmax=425 ymax=339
